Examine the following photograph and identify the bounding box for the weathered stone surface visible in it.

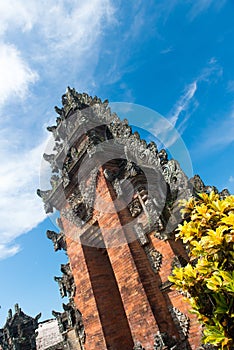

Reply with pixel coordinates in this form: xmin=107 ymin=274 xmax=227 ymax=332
xmin=0 ymin=304 xmax=41 ymax=350
xmin=52 ymin=302 xmax=85 ymax=349
xmin=36 ymin=319 xmax=64 ymax=350
xmin=168 ymin=306 xmax=190 ymax=340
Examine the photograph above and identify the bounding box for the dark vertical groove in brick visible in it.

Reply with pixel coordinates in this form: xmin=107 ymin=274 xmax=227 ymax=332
xmin=81 ymin=237 xmax=134 ymax=350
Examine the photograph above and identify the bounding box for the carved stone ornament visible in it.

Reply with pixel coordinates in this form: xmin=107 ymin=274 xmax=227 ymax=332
xmin=128 ymin=198 xmax=143 ymax=217
xmin=143 ymin=196 xmax=164 ymax=234
xmin=123 ymin=131 xmax=160 ymax=167
xmin=0 ymin=304 xmax=41 ymax=350
xmin=61 ymin=206 xmax=83 ymax=228
xmin=79 ymin=167 xmax=99 ymax=212
xmin=54 ymin=263 xmax=76 ymax=299
xmin=36 ymin=189 xmax=53 ymax=213
xmin=168 ymin=306 xmax=189 ymax=340
xmin=134 ymin=223 xmax=148 ymax=246
xmin=43 ymin=153 xmax=59 ymax=173
xmin=144 ymin=246 xmax=162 ymax=273
xmin=162 ymin=159 xmax=191 ymax=197
xmin=112 ymin=177 xmax=123 ymax=197
xmin=133 ymin=341 xmax=145 ymax=350
xmin=153 ymin=332 xmax=178 ymax=350
xmin=52 ymin=301 xmax=85 ymax=348
xmin=46 ymin=230 xmax=67 ymax=251
xmin=61 ymin=167 xmax=99 ymax=226
xmin=144 ymin=197 xmax=160 ymax=222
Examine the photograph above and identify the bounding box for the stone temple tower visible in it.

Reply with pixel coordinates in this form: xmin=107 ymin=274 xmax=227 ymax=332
xmin=38 ymin=88 xmax=204 ymax=350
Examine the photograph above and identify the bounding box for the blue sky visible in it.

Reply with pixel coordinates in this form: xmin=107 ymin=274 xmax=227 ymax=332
xmin=0 ymin=0 xmax=233 ymax=325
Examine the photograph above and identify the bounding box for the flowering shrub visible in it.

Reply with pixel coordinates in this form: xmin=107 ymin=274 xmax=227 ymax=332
xmin=169 ymin=192 xmax=234 ymax=349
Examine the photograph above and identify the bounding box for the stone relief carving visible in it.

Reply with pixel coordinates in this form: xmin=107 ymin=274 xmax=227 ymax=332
xmin=61 ymin=167 xmax=99 ymax=226
xmin=158 ymin=149 xmax=168 ymax=166
xmin=128 ymin=198 xmax=143 ymax=217
xmin=133 ymin=342 xmax=145 ymax=350
xmin=161 ymin=159 xmax=190 ymax=197
xmin=61 ymin=206 xmax=83 ymax=228
xmin=103 ymin=160 xmax=143 ymax=199
xmin=219 ymin=188 xmax=230 ymax=199
xmin=168 ymin=306 xmax=189 ymax=340
xmin=112 ymin=177 xmax=123 ymax=197
xmin=54 ymin=276 xmax=67 ymax=298
xmin=134 ymin=223 xmax=148 ymax=246
xmin=123 ymin=131 xmax=159 ymax=167
xmin=79 ymin=167 xmax=99 ymax=214
xmin=52 ymin=301 xmax=85 ymax=348
xmin=47 ymin=116 xmax=62 ymax=141
xmin=153 ymin=332 xmax=178 ymax=350
xmin=144 ymin=246 xmax=163 ymax=274
xmin=144 ymin=197 xmax=161 ymax=223
xmin=50 ymin=174 xmax=61 ymax=189
xmin=54 ymin=263 xmax=76 ymax=299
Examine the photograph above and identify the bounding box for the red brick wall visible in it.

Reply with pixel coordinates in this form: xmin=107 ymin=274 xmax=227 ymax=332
xmin=61 ymin=168 xmax=202 ymax=349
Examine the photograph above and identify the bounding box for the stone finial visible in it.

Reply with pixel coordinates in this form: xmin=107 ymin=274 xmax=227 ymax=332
xmin=14 ymin=303 xmax=20 ymax=314
xmin=7 ymin=309 xmax=12 ymax=320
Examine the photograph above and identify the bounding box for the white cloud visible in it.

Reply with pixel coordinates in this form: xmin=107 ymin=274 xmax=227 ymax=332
xmin=0 ymin=137 xmax=48 ymax=259
xmin=0 ymin=0 xmax=36 ymax=35
xmin=0 ymin=0 xmax=114 ymax=41
xmin=0 ymin=0 xmax=115 ymax=107
xmin=0 ymin=43 xmax=38 ymax=106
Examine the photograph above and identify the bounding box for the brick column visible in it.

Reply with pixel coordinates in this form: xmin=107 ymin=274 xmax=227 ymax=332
xmin=61 ymin=218 xmax=108 ymax=350
xmin=96 ymin=169 xmax=159 ymax=349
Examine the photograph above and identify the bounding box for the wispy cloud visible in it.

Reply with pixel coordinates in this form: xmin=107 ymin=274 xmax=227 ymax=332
xmin=229 ymin=176 xmax=234 ymax=183
xmin=194 ymin=107 xmax=234 ymax=153
xmin=150 ymin=58 xmax=223 ymax=148
xmin=168 ymin=81 xmax=198 ymax=128
xmin=160 ymin=46 xmax=174 ymax=54
xmin=223 ymin=176 xmax=234 ymax=195
xmin=149 ymin=81 xmax=198 ymax=148
xmin=171 ymin=57 xmax=222 ymax=127
xmin=227 ymin=80 xmax=234 ymax=93
xmin=187 ymin=0 xmax=227 ymax=20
